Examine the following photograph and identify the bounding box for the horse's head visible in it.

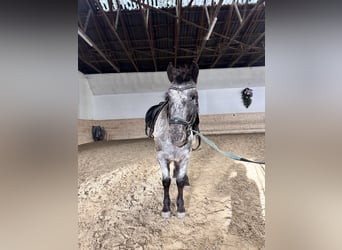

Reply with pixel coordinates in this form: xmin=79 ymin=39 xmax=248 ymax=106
xmin=166 ymin=61 xmax=199 ymax=147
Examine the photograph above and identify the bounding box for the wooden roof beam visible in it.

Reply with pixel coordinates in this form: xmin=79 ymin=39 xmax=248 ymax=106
xmin=231 ymin=3 xmax=263 ymax=64
xmin=137 ymin=0 xmax=157 ymax=71
xmin=78 ymin=27 xmax=120 ymax=72
xmin=233 ymin=0 xmax=243 ymax=24
xmin=229 ymin=31 xmax=264 ymax=67
xmin=210 ymin=0 xmax=265 ymax=68
xmin=174 ymin=0 xmax=182 ymax=66
xmin=95 ymin=0 xmax=139 ymax=72
xmin=85 ymin=0 xmax=124 ymax=72
xmin=85 ymin=0 xmax=114 ymax=59
xmin=131 ymin=0 xmax=255 ymax=50
xmin=195 ymin=0 xmax=223 ymax=63
xmin=248 ymin=53 xmax=264 ymax=67
xmin=83 ymin=8 xmax=92 ymax=32
xmin=211 ymin=2 xmax=234 ymax=57
xmin=187 ymin=0 xmax=194 ymax=8
xmin=92 ymin=50 xmax=262 ymax=62
xmin=79 ymin=55 xmax=102 ymax=73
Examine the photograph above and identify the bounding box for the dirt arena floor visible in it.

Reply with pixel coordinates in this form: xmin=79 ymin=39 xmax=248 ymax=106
xmin=78 ymin=133 xmax=265 ymax=250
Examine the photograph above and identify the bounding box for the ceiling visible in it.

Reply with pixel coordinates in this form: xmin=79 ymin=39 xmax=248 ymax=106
xmin=78 ymin=0 xmax=265 ymax=75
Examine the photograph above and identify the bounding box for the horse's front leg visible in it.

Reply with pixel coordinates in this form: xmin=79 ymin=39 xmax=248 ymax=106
xmin=175 ymin=158 xmax=190 ymax=218
xmin=158 ymin=158 xmax=171 ymax=218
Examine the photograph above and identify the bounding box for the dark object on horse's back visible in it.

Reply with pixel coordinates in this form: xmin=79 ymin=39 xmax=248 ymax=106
xmin=145 ymin=101 xmax=168 ymax=138
xmin=92 ymin=126 xmax=106 ymax=141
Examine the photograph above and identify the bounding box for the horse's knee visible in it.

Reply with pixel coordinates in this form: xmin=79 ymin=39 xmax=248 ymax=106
xmin=176 ymin=174 xmax=187 ymax=186
xmin=176 ymin=176 xmax=187 ymax=196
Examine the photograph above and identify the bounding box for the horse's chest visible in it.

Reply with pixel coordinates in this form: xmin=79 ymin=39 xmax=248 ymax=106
xmin=155 ymin=139 xmax=191 ymax=161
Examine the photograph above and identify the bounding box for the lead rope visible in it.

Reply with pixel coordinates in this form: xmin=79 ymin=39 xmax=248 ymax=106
xmin=192 ymin=130 xmax=265 ymax=165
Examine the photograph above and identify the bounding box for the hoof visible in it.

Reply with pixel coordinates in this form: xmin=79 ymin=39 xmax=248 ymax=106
xmin=177 ymin=212 xmax=186 ymax=219
xmin=161 ymin=211 xmax=171 ymax=218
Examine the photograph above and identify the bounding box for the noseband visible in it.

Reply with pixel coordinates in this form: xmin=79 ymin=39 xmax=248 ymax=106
xmin=168 ymin=84 xmax=197 ymax=91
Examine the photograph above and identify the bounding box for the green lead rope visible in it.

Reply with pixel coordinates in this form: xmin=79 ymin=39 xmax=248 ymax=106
xmin=192 ymin=130 xmax=265 ymax=165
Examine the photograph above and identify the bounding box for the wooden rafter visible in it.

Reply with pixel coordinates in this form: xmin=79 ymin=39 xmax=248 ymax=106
xmin=248 ymin=53 xmax=264 ymax=67
xmin=233 ymin=0 xmax=243 ymax=23
xmin=174 ymin=0 xmax=182 ymax=66
xmin=195 ymin=0 xmax=223 ymax=63
xmin=187 ymin=0 xmax=194 ymax=8
xmin=83 ymin=8 xmax=92 ymax=32
xmin=229 ymin=7 xmax=263 ymax=67
xmin=82 ymin=0 xmax=122 ymax=71
xmin=210 ymin=0 xmax=265 ymax=68
xmin=78 ymin=26 xmax=120 ymax=72
xmin=131 ymin=0 xmax=257 ymax=51
xmin=107 ymin=50 xmax=261 ymax=62
xmin=79 ymin=55 xmax=102 ymax=73
xmin=229 ymin=32 xmax=264 ymax=67
xmin=212 ymin=2 xmax=234 ymax=58
xmin=137 ymin=0 xmax=157 ymax=71
xmin=115 ymin=0 xmax=139 ymax=66
xmin=94 ymin=0 xmax=139 ymax=71
xmin=78 ymin=0 xmax=265 ymax=74
xmin=85 ymin=0 xmax=108 ymax=48
xmin=195 ymin=5 xmax=206 ymax=51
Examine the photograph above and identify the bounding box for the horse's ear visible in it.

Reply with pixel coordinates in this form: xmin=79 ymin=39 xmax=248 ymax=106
xmin=167 ymin=62 xmax=174 ymax=82
xmin=190 ymin=61 xmax=199 ymax=83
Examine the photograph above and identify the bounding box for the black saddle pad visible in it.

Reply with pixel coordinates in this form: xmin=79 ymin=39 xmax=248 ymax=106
xmin=145 ymin=101 xmax=168 ymax=138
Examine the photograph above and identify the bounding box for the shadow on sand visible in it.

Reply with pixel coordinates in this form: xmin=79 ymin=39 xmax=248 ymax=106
xmin=228 ymin=163 xmax=265 ymax=248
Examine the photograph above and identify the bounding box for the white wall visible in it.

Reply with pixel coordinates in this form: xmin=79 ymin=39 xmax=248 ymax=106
xmin=92 ymin=87 xmax=265 ymax=119
xmin=87 ymin=66 xmax=265 ymax=95
xmin=199 ymin=87 xmax=265 ymax=115
xmin=78 ymin=72 xmax=94 ymax=119
xmin=92 ymin=92 xmax=164 ymax=120
xmin=80 ymin=67 xmax=265 ymax=120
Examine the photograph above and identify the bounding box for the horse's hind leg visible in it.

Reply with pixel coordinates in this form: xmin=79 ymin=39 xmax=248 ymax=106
xmin=158 ymin=158 xmax=171 ymax=218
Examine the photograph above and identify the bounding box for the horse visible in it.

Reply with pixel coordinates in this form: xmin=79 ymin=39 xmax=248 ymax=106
xmin=145 ymin=61 xmax=201 ymax=218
